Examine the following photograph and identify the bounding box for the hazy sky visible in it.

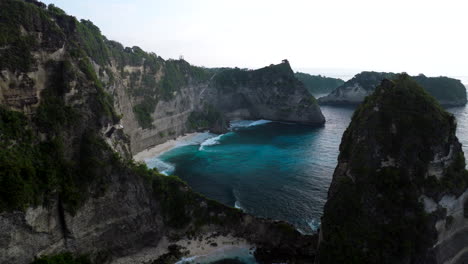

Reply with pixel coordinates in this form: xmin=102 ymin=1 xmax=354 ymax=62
xmin=42 ymin=0 xmax=468 ymax=78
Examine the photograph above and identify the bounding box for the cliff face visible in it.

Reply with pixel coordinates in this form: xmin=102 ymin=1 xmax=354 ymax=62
xmin=0 ymin=1 xmax=318 ymax=263
xmin=0 ymin=1 xmax=324 ymax=156
xmin=202 ymin=62 xmax=325 ymax=127
xmin=318 ymin=72 xmax=467 ymax=107
xmin=317 ymin=75 xmax=468 ymax=264
xmin=122 ymin=60 xmax=325 ymax=153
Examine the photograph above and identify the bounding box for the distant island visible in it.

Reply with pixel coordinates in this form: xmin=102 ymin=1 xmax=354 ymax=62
xmin=318 ymin=71 xmax=467 ymax=106
xmin=294 ymin=72 xmax=344 ymax=96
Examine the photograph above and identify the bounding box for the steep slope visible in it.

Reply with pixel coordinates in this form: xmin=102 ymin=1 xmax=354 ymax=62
xmin=318 ymin=71 xmax=467 ymax=106
xmin=198 ymin=61 xmax=325 ymax=129
xmin=0 ymin=1 xmax=318 ymax=263
xmin=317 ymin=74 xmax=468 ymax=264
xmin=294 ymin=72 xmax=344 ymax=96
xmin=0 ymin=0 xmax=324 ymax=155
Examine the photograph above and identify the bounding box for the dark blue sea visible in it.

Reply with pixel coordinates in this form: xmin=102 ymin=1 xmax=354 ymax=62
xmin=145 ymin=104 xmax=468 ymax=263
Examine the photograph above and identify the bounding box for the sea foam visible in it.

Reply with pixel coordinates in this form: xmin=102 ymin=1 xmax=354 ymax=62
xmin=145 ymin=157 xmax=175 ymax=176
xmin=230 ymin=119 xmax=272 ymax=129
xmin=198 ymin=133 xmax=232 ymax=151
xmin=307 ymin=219 xmax=321 ymax=232
xmin=234 ymin=200 xmax=244 ymax=211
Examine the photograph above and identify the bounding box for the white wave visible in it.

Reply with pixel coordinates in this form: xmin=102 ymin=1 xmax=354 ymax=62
xmin=145 ymin=157 xmax=175 ymax=176
xmin=234 ymin=200 xmax=244 ymax=212
xmin=198 ymin=133 xmax=227 ymax=151
xmin=175 ymin=255 xmax=201 ymax=264
xmin=307 ymin=219 xmax=321 ymax=232
xmin=177 ymin=132 xmax=215 ymax=147
xmin=248 ymin=119 xmax=272 ymax=127
xmin=230 ymin=119 xmax=272 ymax=129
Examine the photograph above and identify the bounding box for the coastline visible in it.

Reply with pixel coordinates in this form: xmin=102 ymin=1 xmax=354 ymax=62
xmin=112 ymin=233 xmax=255 ymax=264
xmin=133 ymin=132 xmax=200 ymax=162
xmin=175 ymin=234 xmax=254 ymax=263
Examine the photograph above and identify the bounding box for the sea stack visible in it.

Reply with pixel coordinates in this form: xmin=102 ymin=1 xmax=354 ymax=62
xmin=317 ymin=74 xmax=468 ymax=264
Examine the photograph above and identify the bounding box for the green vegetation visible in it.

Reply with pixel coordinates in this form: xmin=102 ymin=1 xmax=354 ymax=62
xmin=133 ymin=98 xmax=158 ymax=129
xmin=294 ymin=72 xmax=344 ymax=95
xmin=319 ymin=74 xmax=468 ymax=263
xmin=212 ymin=61 xmax=296 ymax=91
xmin=31 ymin=253 xmax=90 ymax=264
xmin=123 ymin=161 xmax=243 ymax=230
xmin=0 ymin=0 xmax=61 ymax=72
xmin=1 ymin=0 xmax=214 ymax=130
xmin=188 ymin=104 xmax=224 ymax=130
xmin=0 ymin=104 xmax=119 ymax=212
xmin=75 ymin=19 xmax=110 ymax=66
xmin=347 ymin=72 xmax=397 ymax=91
xmin=329 ymin=72 xmax=466 ymax=105
xmin=413 ymin=74 xmax=467 ymax=103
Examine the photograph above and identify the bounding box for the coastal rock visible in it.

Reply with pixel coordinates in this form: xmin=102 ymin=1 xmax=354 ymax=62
xmin=318 ymin=72 xmax=467 ymax=107
xmin=317 ymin=75 xmax=468 ymax=264
xmin=204 ymin=61 xmax=325 ymax=127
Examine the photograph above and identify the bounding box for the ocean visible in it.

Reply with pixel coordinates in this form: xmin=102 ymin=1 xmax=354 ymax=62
xmin=145 ymin=103 xmax=468 ymax=263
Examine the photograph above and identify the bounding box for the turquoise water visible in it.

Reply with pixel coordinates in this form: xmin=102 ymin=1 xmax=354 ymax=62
xmin=147 ymin=106 xmax=357 ymax=233
xmin=145 ymin=104 xmax=468 ymax=263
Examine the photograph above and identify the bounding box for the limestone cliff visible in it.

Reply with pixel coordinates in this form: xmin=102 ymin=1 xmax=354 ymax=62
xmin=317 ymin=74 xmax=468 ymax=264
xmin=318 ymin=71 xmax=467 ymax=107
xmin=0 ymin=1 xmax=318 ymax=263
xmin=120 ymin=59 xmax=325 ymax=154
xmin=202 ymin=61 xmax=325 ymax=127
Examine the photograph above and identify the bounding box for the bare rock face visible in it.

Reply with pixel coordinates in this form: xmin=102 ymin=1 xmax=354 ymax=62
xmin=117 ymin=60 xmax=325 ymax=154
xmin=318 ymin=72 xmax=395 ymax=105
xmin=318 ymin=72 xmax=467 ymax=107
xmin=317 ymin=75 xmax=468 ymax=264
xmin=205 ymin=61 xmax=325 ymax=126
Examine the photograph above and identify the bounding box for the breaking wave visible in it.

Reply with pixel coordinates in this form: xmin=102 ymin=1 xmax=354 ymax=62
xmin=230 ymin=119 xmax=272 ymax=129
xmin=145 ymin=157 xmax=175 ymax=176
xmin=307 ymin=219 xmax=321 ymax=232
xmin=234 ymin=200 xmax=244 ymax=211
xmin=198 ymin=132 xmax=233 ymax=151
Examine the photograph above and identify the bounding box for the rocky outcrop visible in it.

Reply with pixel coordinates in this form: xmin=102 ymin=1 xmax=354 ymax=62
xmin=317 ymin=74 xmax=468 ymax=264
xmin=203 ymin=61 xmax=325 ymax=127
xmin=0 ymin=1 xmax=318 ymax=263
xmin=318 ymin=72 xmax=467 ymax=107
xmin=0 ymin=162 xmax=317 ymax=264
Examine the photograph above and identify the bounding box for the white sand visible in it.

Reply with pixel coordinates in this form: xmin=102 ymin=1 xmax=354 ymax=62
xmin=111 ymin=233 xmax=254 ymax=264
xmin=133 ymin=133 xmax=199 ymax=162
xmin=175 ymin=233 xmax=253 ymax=260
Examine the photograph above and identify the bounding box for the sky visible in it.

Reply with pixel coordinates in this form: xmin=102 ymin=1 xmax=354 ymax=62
xmin=42 ymin=0 xmax=468 ymax=80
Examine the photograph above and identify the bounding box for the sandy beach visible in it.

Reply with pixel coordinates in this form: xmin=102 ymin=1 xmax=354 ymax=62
xmin=175 ymin=233 xmax=254 ymax=262
xmin=111 ymin=233 xmax=254 ymax=264
xmin=133 ymin=132 xmax=200 ymax=162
